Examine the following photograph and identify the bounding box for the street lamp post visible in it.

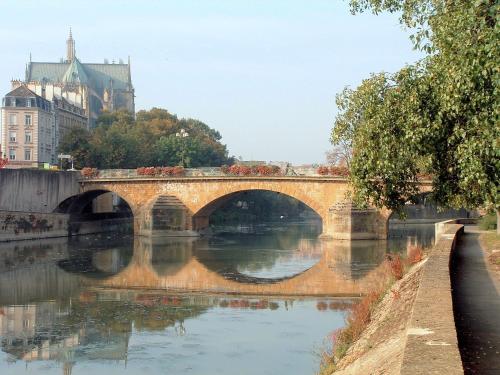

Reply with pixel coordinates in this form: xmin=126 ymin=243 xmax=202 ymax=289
xmin=175 ymin=128 xmax=189 ymax=167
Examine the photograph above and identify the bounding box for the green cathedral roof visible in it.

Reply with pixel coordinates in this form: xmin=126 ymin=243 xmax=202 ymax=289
xmin=62 ymin=58 xmax=88 ymax=84
xmin=27 ymin=59 xmax=131 ymax=91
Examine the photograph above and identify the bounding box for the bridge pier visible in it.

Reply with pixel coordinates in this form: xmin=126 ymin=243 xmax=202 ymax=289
xmin=321 ymin=201 xmax=389 ymax=240
xmin=135 ymin=195 xmax=199 ymax=237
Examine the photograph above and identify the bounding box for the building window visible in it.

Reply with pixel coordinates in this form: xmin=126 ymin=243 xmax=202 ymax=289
xmin=23 ymin=319 xmax=30 ymax=328
xmin=25 ymin=114 xmax=32 ymax=126
xmin=9 ymin=149 xmax=15 ymax=160
xmin=8 ymin=113 xmax=17 ymax=125
xmin=24 ymin=149 xmax=31 ymax=161
xmin=25 ymin=132 xmax=32 ymax=143
xmin=10 ymin=98 xmax=16 ymax=107
xmin=9 ymin=131 xmax=16 ymax=142
xmin=26 ymin=98 xmax=32 ymax=107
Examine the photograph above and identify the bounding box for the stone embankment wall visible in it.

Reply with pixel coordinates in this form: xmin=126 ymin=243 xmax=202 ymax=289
xmin=0 ymin=210 xmax=133 ymax=242
xmin=0 ymin=169 xmax=79 ymax=213
xmin=400 ymin=219 xmax=469 ymax=374
xmin=0 ymin=210 xmax=69 ymax=241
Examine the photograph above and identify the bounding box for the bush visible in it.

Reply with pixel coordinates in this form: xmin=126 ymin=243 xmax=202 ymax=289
xmin=479 ymin=211 xmax=497 ymax=230
xmin=407 ymin=246 xmax=424 ymax=264
xmin=317 ymin=166 xmax=350 ymax=176
xmin=137 ymin=166 xmax=185 ymax=177
xmin=81 ymin=167 xmax=99 ymax=178
xmin=318 ymin=166 xmax=330 ymax=175
xmin=221 ymin=164 xmax=281 ymax=176
xmin=386 ymin=254 xmax=404 ymax=280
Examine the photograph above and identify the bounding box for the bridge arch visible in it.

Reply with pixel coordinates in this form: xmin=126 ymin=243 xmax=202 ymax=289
xmin=54 ymin=189 xmax=134 ymax=236
xmin=55 ymin=189 xmax=133 ymax=215
xmin=190 ymin=188 xmax=323 ymax=232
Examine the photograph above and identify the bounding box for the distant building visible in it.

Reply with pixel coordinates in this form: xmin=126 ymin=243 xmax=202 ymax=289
xmin=1 ymin=85 xmax=87 ymax=168
xmin=19 ymin=29 xmax=134 ymax=127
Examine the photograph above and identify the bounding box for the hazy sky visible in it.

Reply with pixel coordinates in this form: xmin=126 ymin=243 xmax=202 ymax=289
xmin=0 ymin=0 xmax=421 ymax=164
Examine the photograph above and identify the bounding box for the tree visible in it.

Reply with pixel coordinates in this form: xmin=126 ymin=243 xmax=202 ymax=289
xmin=58 ymin=126 xmax=93 ymax=169
xmin=332 ymin=0 xmax=499 ymax=230
xmin=58 ymin=108 xmax=233 ymax=169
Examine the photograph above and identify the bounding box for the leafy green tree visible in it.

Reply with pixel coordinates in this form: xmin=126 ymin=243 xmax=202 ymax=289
xmin=58 ymin=108 xmax=232 ymax=169
xmin=58 ymin=126 xmax=93 ymax=169
xmin=332 ymin=0 xmax=499 ymax=230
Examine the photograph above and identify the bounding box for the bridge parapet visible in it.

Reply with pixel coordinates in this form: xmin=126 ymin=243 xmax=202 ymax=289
xmin=79 ymin=166 xmax=338 ymax=180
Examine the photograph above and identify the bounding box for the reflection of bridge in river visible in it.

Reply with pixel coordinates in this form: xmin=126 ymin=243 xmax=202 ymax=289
xmin=84 ymin=237 xmax=390 ymax=296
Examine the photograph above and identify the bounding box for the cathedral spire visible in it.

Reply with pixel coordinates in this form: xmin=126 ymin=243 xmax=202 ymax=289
xmin=66 ymin=28 xmax=75 ymax=62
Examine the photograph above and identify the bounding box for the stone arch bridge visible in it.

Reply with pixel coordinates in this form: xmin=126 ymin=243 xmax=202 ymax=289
xmin=76 ymin=170 xmax=431 ymax=240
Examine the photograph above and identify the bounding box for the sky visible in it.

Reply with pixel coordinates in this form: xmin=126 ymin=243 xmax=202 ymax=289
xmin=0 ymin=0 xmax=422 ymax=164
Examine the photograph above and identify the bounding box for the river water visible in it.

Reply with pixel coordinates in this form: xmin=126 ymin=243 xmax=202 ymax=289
xmin=0 ymin=221 xmax=434 ymax=375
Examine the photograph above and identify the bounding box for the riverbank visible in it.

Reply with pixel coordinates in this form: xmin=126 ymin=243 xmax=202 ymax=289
xmin=321 ymin=258 xmax=425 ymax=374
xmin=478 ymin=230 xmax=500 ymax=275
xmin=321 ymin=220 xmax=466 ymax=374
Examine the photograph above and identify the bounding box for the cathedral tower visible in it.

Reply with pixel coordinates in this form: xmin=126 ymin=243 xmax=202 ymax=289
xmin=66 ymin=28 xmax=75 ymax=62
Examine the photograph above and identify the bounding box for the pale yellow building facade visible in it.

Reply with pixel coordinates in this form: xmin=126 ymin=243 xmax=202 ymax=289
xmin=1 ymin=85 xmax=86 ymax=168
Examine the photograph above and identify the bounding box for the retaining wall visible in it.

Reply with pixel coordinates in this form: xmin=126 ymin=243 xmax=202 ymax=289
xmin=400 ymin=219 xmax=468 ymax=374
xmin=0 ymin=210 xmax=69 ymax=241
xmin=0 ymin=210 xmax=133 ymax=242
xmin=0 ymin=169 xmax=79 ymax=213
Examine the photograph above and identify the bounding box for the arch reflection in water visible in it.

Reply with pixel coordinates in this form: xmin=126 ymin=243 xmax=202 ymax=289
xmin=57 ymin=234 xmax=134 ymax=278
xmin=80 ymin=234 xmax=390 ymax=296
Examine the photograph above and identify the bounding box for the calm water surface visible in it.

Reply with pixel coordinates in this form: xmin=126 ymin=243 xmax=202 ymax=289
xmin=0 ymin=221 xmax=434 ymax=375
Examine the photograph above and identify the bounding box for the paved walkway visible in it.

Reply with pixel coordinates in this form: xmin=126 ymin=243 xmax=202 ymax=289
xmin=451 ymin=226 xmax=500 ymax=374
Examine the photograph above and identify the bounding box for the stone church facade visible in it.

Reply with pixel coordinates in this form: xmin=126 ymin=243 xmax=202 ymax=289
xmin=16 ymin=30 xmax=135 ymax=127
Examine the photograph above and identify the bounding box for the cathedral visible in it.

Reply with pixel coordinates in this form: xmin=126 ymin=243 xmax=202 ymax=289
xmin=14 ymin=30 xmax=135 ymax=127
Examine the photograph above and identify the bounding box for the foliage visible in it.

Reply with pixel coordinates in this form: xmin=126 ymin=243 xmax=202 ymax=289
xmin=221 ymin=164 xmax=282 ymax=176
xmin=479 ymin=211 xmax=498 ymax=231
xmin=0 ymin=156 xmax=8 ymax=169
xmin=387 ymin=254 xmax=404 ymax=280
xmin=331 ymin=0 xmax=499 ymax=221
xmin=407 ymin=245 xmax=424 ymax=264
xmin=326 ymin=145 xmax=351 ymax=168
xmin=136 ymin=166 xmax=185 ymax=177
xmin=80 ymin=167 xmax=99 ymax=178
xmin=317 ymin=166 xmax=350 ymax=176
xmin=58 ymin=126 xmax=93 ymax=169
xmin=58 ymin=108 xmax=233 ymax=169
